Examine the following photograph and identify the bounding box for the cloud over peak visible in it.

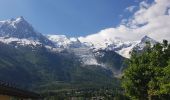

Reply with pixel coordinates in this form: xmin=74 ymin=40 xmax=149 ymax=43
xmin=79 ymin=0 xmax=170 ymax=45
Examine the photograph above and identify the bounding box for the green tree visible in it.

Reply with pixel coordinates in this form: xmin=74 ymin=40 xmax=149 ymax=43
xmin=122 ymin=40 xmax=170 ymax=100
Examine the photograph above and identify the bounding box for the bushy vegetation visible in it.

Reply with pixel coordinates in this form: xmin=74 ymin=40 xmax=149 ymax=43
xmin=122 ymin=40 xmax=170 ymax=100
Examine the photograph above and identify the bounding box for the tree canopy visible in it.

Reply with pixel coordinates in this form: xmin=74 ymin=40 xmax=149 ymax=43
xmin=122 ymin=40 xmax=170 ymax=100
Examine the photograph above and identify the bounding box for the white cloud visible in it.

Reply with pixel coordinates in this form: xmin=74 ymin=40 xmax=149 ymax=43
xmin=129 ymin=0 xmax=170 ymax=26
xmin=79 ymin=0 xmax=170 ymax=45
xmin=167 ymin=8 xmax=170 ymax=15
xmin=125 ymin=6 xmax=136 ymax=12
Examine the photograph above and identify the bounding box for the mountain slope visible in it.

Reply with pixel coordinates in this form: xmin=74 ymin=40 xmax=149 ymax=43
xmin=0 ymin=42 xmax=116 ymax=90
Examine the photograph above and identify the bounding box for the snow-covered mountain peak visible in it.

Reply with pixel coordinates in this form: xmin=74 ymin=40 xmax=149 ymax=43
xmin=15 ymin=16 xmax=25 ymax=21
xmin=141 ymin=35 xmax=157 ymax=43
xmin=115 ymin=36 xmax=157 ymax=58
xmin=10 ymin=16 xmax=25 ymax=23
xmin=12 ymin=16 xmax=30 ymax=26
xmin=69 ymin=35 xmax=156 ymax=58
xmin=47 ymin=35 xmax=70 ymax=47
xmin=47 ymin=35 xmax=69 ymax=41
xmin=133 ymin=35 xmax=158 ymax=52
xmin=0 ymin=16 xmax=29 ymax=28
xmin=47 ymin=34 xmax=88 ymax=48
xmin=79 ymin=36 xmax=128 ymax=50
xmin=0 ymin=17 xmax=54 ymax=46
xmin=0 ymin=17 xmax=35 ymax=37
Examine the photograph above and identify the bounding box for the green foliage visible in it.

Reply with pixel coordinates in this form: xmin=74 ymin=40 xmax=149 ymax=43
xmin=122 ymin=40 xmax=170 ymax=100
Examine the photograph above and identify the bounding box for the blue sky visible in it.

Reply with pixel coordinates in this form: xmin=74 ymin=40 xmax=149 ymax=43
xmin=0 ymin=0 xmax=154 ymax=37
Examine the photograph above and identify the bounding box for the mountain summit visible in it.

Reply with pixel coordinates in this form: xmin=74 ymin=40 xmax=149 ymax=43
xmin=0 ymin=16 xmax=54 ymax=46
xmin=133 ymin=35 xmax=158 ymax=51
xmin=140 ymin=35 xmax=157 ymax=44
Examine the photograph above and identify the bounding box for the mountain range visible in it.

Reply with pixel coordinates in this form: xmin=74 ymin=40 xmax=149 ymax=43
xmin=0 ymin=17 xmax=158 ymax=91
